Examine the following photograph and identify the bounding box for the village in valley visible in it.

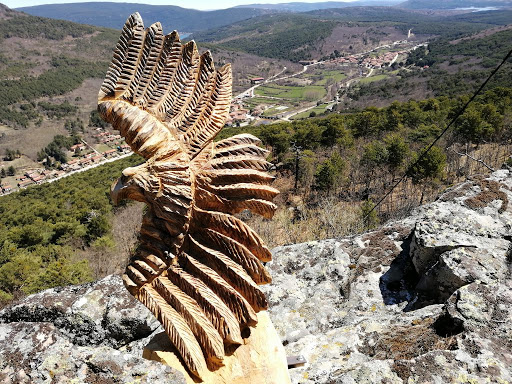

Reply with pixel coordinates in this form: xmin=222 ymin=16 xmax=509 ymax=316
xmin=226 ymin=38 xmax=425 ymax=126
xmin=0 ymin=127 xmax=132 ymax=195
xmin=0 ymin=35 xmax=425 ymax=196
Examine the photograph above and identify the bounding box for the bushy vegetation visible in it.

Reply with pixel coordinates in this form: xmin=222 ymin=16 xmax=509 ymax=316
xmin=309 ymin=7 xmax=511 ymax=38
xmin=222 ymin=86 xmax=511 ymax=199
xmin=0 ymin=56 xmax=108 ymax=106
xmin=38 ymin=101 xmax=78 ymax=119
xmin=0 ymin=56 xmax=108 ymax=126
xmin=0 ymin=14 xmax=96 ymax=40
xmin=89 ymin=109 xmax=109 ymax=128
xmin=37 ymin=134 xmax=80 ymax=164
xmin=193 ymin=14 xmax=336 ymax=62
xmin=348 ymin=29 xmax=512 ymax=103
xmin=0 ymin=155 xmax=142 ymax=304
xmin=407 ymin=29 xmax=512 ymax=69
xmin=228 ymin=87 xmax=512 ymax=247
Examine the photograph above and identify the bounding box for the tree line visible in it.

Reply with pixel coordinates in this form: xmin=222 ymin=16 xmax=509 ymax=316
xmin=0 ymin=56 xmax=108 ymax=126
xmin=222 ymin=86 xmax=511 ymax=204
xmin=0 ymin=155 xmax=142 ymax=304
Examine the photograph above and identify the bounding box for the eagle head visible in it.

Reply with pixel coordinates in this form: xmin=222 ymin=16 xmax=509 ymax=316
xmin=111 ymin=164 xmax=152 ymax=206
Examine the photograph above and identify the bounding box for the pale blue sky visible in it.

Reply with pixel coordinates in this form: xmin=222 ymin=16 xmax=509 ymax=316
xmin=9 ymin=0 xmax=354 ymax=10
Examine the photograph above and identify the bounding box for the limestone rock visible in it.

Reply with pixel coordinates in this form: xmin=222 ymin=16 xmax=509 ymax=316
xmin=264 ymin=170 xmax=512 ymax=383
xmin=1 ymin=171 xmax=512 ymax=383
xmin=0 ymin=275 xmax=184 ymax=384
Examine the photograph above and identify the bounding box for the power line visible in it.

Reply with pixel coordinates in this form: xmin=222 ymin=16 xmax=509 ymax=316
xmin=364 ymin=46 xmax=512 ymax=220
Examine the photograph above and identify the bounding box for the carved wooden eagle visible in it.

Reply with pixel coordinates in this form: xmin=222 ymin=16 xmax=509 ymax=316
xmin=97 ymin=13 xmax=279 ymax=380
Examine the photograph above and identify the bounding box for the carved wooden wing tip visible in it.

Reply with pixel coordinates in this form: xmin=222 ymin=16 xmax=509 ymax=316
xmin=100 ymin=14 xmax=278 ymax=381
xmin=98 ymin=12 xmax=232 ymax=161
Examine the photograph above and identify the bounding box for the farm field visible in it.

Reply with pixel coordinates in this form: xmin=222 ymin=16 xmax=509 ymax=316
xmin=291 ymin=103 xmax=332 ymax=120
xmin=255 ymin=84 xmax=326 ymax=101
xmin=304 ymin=70 xmax=347 ymax=85
xmin=262 ymin=105 xmax=289 ymax=117
xmin=359 ymin=74 xmax=389 ymax=84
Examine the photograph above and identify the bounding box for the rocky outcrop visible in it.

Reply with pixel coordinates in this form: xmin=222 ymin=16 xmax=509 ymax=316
xmin=1 ymin=170 xmax=512 ymax=383
xmin=0 ymin=275 xmax=185 ymax=383
xmin=265 ymin=170 xmax=512 ymax=383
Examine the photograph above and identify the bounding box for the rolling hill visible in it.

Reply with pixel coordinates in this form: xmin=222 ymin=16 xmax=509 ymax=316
xmin=398 ymin=0 xmax=512 ymax=9
xmin=0 ymin=1 xmax=511 ymax=321
xmin=192 ymin=13 xmax=339 ymax=62
xmin=0 ymin=3 xmax=298 ymax=160
xmin=16 ymin=2 xmax=276 ymax=33
xmin=191 ymin=6 xmax=511 ymax=62
xmin=235 ymin=0 xmax=402 ymax=12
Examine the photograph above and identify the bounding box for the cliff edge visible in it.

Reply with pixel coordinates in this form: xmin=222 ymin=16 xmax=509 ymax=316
xmin=1 ymin=170 xmax=511 ymax=383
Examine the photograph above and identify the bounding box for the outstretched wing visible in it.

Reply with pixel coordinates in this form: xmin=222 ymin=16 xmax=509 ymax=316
xmin=100 ymin=14 xmax=278 ymax=381
xmin=98 ymin=12 xmax=232 ymax=161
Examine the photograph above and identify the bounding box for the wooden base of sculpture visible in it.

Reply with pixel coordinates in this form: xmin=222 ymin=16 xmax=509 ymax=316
xmin=143 ymin=311 xmax=291 ymax=384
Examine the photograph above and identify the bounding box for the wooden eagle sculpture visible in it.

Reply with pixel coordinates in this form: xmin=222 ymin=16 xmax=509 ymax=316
xmin=97 ymin=13 xmax=279 ymax=380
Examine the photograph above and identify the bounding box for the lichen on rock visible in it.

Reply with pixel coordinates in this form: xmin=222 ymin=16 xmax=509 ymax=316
xmin=265 ymin=169 xmax=512 ymax=383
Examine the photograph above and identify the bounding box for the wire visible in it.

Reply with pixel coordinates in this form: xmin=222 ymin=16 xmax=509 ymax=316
xmin=363 ymin=46 xmax=512 ymax=220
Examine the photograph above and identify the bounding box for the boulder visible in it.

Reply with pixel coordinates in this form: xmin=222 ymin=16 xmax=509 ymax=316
xmin=0 ymin=275 xmax=185 ymax=384
xmin=264 ymin=170 xmax=512 ymax=383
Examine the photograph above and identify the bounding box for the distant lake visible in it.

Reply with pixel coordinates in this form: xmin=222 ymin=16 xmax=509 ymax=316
xmin=452 ymin=6 xmax=499 ymax=12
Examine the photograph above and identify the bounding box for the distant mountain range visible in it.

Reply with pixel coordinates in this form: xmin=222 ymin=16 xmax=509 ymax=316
xmin=16 ymin=0 xmax=512 ymax=34
xmin=235 ymin=1 xmax=402 ymax=12
xmin=16 ymin=1 xmax=404 ymax=34
xmin=16 ymin=2 xmax=276 ymax=33
xmin=398 ymin=0 xmax=512 ymax=9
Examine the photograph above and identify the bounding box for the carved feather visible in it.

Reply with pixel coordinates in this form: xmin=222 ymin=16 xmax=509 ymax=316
xmin=99 ymin=13 xmax=278 ymax=380
xmin=139 ymin=285 xmax=207 ymax=377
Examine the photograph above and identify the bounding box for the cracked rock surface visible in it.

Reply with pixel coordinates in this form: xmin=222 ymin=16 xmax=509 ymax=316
xmin=264 ymin=170 xmax=512 ymax=383
xmin=1 ymin=170 xmax=512 ymax=383
xmin=0 ymin=275 xmax=185 ymax=384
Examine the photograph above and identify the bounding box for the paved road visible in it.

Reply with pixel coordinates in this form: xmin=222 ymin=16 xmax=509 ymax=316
xmin=1 ymin=152 xmax=134 ymax=196
xmin=235 ymin=39 xmax=428 ymax=123
xmin=234 ymin=66 xmax=289 ymax=99
xmin=46 ymin=152 xmax=133 ymax=184
xmin=235 ymin=61 xmax=327 ymax=101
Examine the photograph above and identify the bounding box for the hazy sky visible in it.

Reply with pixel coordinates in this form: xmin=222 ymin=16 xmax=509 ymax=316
xmin=9 ymin=0 xmax=355 ymax=10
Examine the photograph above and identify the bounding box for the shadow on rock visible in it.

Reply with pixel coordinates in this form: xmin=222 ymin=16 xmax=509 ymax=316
xmin=379 ymin=233 xmax=420 ymax=309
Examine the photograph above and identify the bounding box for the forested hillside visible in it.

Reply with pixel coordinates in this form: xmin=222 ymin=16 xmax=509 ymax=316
xmin=344 ymin=26 xmax=512 ymax=107
xmin=222 ymin=87 xmax=512 ymax=244
xmin=0 ymin=1 xmax=510 ymax=311
xmin=17 ymin=2 xmax=275 ymax=33
xmin=2 ymin=84 xmax=508 ymax=307
xmin=0 ymin=155 xmax=142 ymax=304
xmin=236 ymin=1 xmax=402 ymax=11
xmin=399 ymin=0 xmax=512 ymax=9
xmin=192 ymin=7 xmax=511 ymax=62
xmin=0 ymin=4 xmax=298 ymax=178
xmin=192 ymin=14 xmax=338 ymax=62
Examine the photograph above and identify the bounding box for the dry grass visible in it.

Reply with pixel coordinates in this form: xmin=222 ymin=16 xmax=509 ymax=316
xmin=244 ymin=197 xmax=363 ymax=248
xmin=81 ymin=202 xmax=144 ymax=279
xmin=318 ymin=25 xmax=409 ymax=57
xmin=464 ymin=179 xmax=509 ymax=213
xmin=361 ymin=318 xmax=458 ymax=361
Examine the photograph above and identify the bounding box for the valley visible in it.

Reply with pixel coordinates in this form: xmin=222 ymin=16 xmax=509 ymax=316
xmin=0 ymin=1 xmax=510 ymax=308
xmin=0 ymin=2 xmax=511 ymax=383
xmin=232 ymin=38 xmax=425 ymax=123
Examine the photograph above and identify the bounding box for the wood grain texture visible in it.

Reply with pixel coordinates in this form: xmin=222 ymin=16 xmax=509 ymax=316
xmin=98 ymin=13 xmax=279 ymax=381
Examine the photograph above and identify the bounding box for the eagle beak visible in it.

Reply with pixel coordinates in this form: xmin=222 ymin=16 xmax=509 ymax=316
xmin=111 ymin=165 xmax=148 ymax=206
xmin=111 ymin=177 xmax=126 ymax=206
xmin=111 ymin=174 xmax=147 ymax=206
